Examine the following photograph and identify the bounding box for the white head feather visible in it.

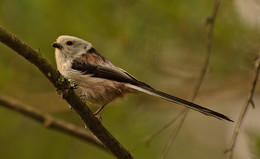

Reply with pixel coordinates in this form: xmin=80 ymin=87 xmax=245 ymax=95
xmin=52 ymin=35 xmax=93 ymax=75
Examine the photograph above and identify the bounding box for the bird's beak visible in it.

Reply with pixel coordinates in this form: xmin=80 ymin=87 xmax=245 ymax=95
xmin=52 ymin=42 xmax=63 ymax=49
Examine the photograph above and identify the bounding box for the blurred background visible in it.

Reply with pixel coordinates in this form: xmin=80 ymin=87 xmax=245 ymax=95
xmin=0 ymin=0 xmax=260 ymax=158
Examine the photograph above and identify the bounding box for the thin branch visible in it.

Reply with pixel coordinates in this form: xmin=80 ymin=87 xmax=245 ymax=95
xmin=0 ymin=94 xmax=105 ymax=150
xmin=130 ymin=0 xmax=222 ymax=155
xmin=159 ymin=110 xmax=188 ymax=159
xmin=226 ymin=53 xmax=260 ymax=159
xmin=130 ymin=109 xmax=186 ymax=152
xmin=0 ymin=26 xmax=133 ymax=159
xmin=159 ymin=0 xmax=221 ymax=158
xmin=191 ymin=0 xmax=221 ymax=101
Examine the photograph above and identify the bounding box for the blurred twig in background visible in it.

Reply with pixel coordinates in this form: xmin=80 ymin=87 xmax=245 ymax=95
xmin=226 ymin=53 xmax=260 ymax=159
xmin=159 ymin=110 xmax=188 ymax=159
xmin=0 ymin=26 xmax=133 ymax=159
xmin=159 ymin=0 xmax=222 ymax=158
xmin=130 ymin=109 xmax=186 ymax=152
xmin=0 ymin=94 xmax=105 ymax=150
xmin=130 ymin=0 xmax=222 ymax=157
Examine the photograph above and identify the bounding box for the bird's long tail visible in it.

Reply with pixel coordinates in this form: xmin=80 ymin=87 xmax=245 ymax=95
xmin=126 ymin=84 xmax=233 ymax=122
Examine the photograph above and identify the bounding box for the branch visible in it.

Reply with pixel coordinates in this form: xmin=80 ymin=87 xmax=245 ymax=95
xmin=130 ymin=109 xmax=186 ymax=152
xmin=159 ymin=0 xmax=221 ymax=158
xmin=0 ymin=26 xmax=133 ymax=159
xmin=130 ymin=1 xmax=222 ymax=156
xmin=225 ymin=53 xmax=260 ymax=159
xmin=191 ymin=0 xmax=221 ymax=101
xmin=0 ymin=94 xmax=105 ymax=150
xmin=159 ymin=110 xmax=188 ymax=159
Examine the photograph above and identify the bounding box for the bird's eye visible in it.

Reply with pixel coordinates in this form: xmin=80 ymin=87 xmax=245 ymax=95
xmin=66 ymin=40 xmax=73 ymax=46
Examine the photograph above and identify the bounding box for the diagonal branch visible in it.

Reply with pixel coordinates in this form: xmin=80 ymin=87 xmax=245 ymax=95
xmin=130 ymin=1 xmax=222 ymax=156
xmin=226 ymin=53 xmax=260 ymax=159
xmin=191 ymin=0 xmax=221 ymax=101
xmin=159 ymin=0 xmax=222 ymax=158
xmin=0 ymin=26 xmax=133 ymax=159
xmin=159 ymin=110 xmax=188 ymax=159
xmin=130 ymin=109 xmax=186 ymax=152
xmin=0 ymin=94 xmax=105 ymax=150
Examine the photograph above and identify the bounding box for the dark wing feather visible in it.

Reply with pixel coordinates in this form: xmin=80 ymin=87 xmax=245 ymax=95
xmin=71 ymin=58 xmax=153 ymax=89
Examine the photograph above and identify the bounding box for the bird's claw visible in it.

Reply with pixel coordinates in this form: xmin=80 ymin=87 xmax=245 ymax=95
xmin=68 ymin=79 xmax=77 ymax=89
xmin=95 ymin=115 xmax=102 ymax=121
xmin=68 ymin=105 xmax=73 ymax=111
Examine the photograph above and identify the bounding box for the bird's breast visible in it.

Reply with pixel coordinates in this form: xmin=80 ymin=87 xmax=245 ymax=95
xmin=65 ymin=71 xmax=132 ymax=105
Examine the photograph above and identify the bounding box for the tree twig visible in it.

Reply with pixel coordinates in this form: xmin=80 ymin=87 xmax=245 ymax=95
xmin=159 ymin=0 xmax=221 ymax=158
xmin=0 ymin=94 xmax=106 ymax=150
xmin=130 ymin=109 xmax=186 ymax=152
xmin=159 ymin=110 xmax=188 ymax=159
xmin=191 ymin=0 xmax=221 ymax=101
xmin=0 ymin=26 xmax=133 ymax=159
xmin=225 ymin=53 xmax=260 ymax=159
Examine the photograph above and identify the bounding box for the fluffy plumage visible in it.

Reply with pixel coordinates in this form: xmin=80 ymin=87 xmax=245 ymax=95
xmin=52 ymin=35 xmax=232 ymax=122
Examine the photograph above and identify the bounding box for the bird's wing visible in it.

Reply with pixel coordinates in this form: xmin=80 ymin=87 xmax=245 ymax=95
xmin=71 ymin=51 xmax=153 ymax=88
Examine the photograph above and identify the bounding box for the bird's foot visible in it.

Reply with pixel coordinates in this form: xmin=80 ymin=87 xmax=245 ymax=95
xmin=68 ymin=79 xmax=77 ymax=89
xmin=68 ymin=105 xmax=73 ymax=111
xmin=95 ymin=115 xmax=102 ymax=121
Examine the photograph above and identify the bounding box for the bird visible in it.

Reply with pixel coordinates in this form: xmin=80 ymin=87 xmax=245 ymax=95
xmin=52 ymin=35 xmax=232 ymax=122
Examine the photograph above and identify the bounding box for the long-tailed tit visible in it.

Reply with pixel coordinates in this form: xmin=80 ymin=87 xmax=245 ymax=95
xmin=52 ymin=35 xmax=232 ymax=122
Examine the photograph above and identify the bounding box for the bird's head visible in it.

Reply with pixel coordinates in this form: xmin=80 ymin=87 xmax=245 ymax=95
xmin=52 ymin=35 xmax=93 ymax=58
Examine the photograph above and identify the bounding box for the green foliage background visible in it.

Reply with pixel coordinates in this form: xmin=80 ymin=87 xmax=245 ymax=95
xmin=0 ymin=0 xmax=259 ymax=159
